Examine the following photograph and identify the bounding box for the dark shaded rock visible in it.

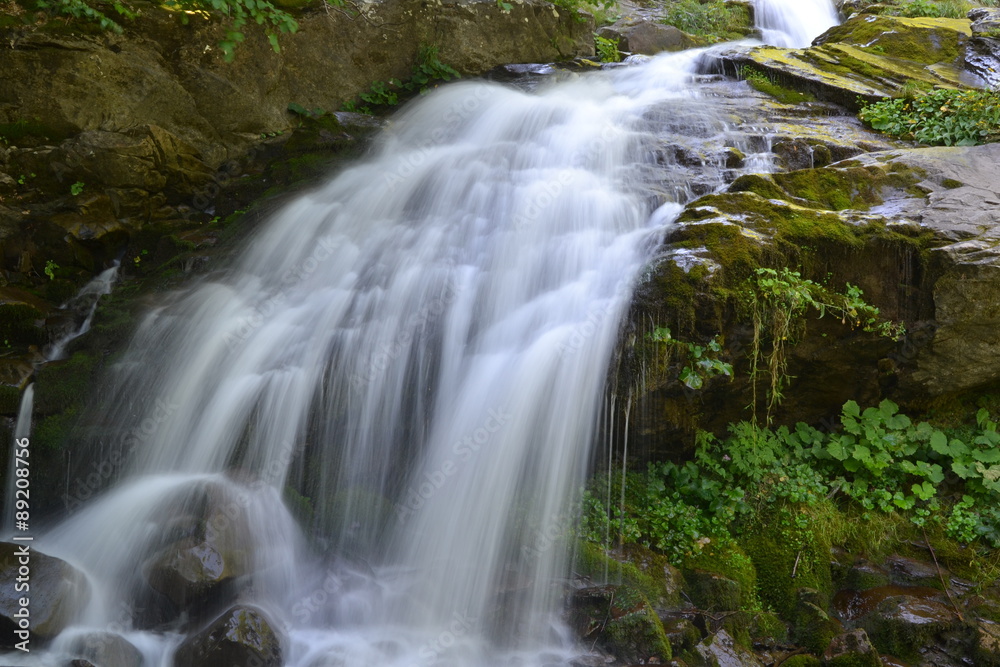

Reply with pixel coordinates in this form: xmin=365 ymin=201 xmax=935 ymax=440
xmin=975 ymin=618 xmax=1000 ymax=665
xmin=793 ymin=588 xmax=842 ymax=655
xmin=173 ymin=605 xmax=282 ymax=667
xmin=568 ymin=584 xmax=672 ymax=664
xmin=683 ymin=571 xmax=743 ymax=613
xmin=823 ymin=628 xmax=883 ymax=667
xmin=884 ymin=554 xmax=940 ymax=588
xmin=66 ymin=632 xmax=143 ymax=667
xmin=597 ymin=19 xmax=698 ymax=55
xmin=0 ymin=542 xmax=91 ymax=645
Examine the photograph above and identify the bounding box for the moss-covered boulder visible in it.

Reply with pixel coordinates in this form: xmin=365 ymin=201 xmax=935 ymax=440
xmin=688 ymin=628 xmax=764 ymax=666
xmin=712 ymin=14 xmax=975 ymax=110
xmin=568 ymin=584 xmax=672 ymax=663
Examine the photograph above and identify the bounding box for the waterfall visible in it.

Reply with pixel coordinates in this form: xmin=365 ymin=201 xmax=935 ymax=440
xmin=756 ymin=0 xmax=840 ymax=48
xmin=2 ymin=385 xmax=34 ymax=535
xmin=2 ymin=0 xmax=840 ymax=663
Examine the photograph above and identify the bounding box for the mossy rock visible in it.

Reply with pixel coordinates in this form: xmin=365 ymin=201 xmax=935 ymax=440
xmin=682 ymin=540 xmax=757 ymax=611
xmin=0 ymin=288 xmax=51 ymax=347
xmin=791 ymin=588 xmax=842 ymax=655
xmin=568 ymin=584 xmax=672 ymax=663
xmin=575 ymin=542 xmax=678 ymax=608
xmin=815 ymin=14 xmax=970 ymax=65
xmin=860 ymin=595 xmax=963 ymax=660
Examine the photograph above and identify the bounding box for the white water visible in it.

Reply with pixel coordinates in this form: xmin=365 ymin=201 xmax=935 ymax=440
xmin=756 ymin=0 xmax=840 ymax=48
xmin=3 ymin=2 xmax=839 ymax=664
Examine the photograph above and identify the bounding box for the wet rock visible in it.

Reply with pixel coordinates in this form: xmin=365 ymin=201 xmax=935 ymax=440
xmin=833 ymin=585 xmax=941 ymax=623
xmin=859 ymin=595 xmax=961 ymax=660
xmin=661 ymin=614 xmax=703 ymax=653
xmin=65 ymin=632 xmax=143 ymax=667
xmin=173 ymin=605 xmax=282 ymax=667
xmin=843 ymin=559 xmax=891 ymax=591
xmin=597 ymin=19 xmax=698 ymax=55
xmin=145 ymin=537 xmax=243 ymax=612
xmin=884 ymin=554 xmax=941 ymax=588
xmin=0 ymin=542 xmax=91 ymax=645
xmin=691 ymin=628 xmax=763 ymax=667
xmin=823 ymin=628 xmax=883 ymax=667
xmin=568 ymin=585 xmax=672 ymax=664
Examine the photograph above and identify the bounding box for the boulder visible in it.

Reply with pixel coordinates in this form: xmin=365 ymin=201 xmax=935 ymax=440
xmin=145 ymin=537 xmax=242 ymax=612
xmin=0 ymin=542 xmax=91 ymax=645
xmin=859 ymin=595 xmax=961 ymax=660
xmin=65 ymin=632 xmax=143 ymax=667
xmin=597 ymin=19 xmax=698 ymax=55
xmin=173 ymin=605 xmax=282 ymax=667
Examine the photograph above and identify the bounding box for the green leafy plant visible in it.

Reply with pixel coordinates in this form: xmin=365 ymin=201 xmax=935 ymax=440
xmin=70 ymin=181 xmax=85 ymax=196
xmin=647 ymin=326 xmax=733 ymax=390
xmin=44 ymin=260 xmax=59 ymax=281
xmin=34 ymin=0 xmax=298 ymax=62
xmin=496 ymin=0 xmax=513 ymax=12
xmin=743 ymin=268 xmax=904 ymax=423
xmin=594 ymin=32 xmax=621 ymax=63
xmin=859 ymin=88 xmax=1000 ymax=147
xmin=341 ymin=46 xmax=460 ymax=114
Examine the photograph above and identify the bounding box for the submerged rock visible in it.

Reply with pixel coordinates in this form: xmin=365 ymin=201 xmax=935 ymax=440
xmin=65 ymin=632 xmax=144 ymax=667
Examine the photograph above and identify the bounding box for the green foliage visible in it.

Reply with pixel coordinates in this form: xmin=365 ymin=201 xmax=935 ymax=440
xmin=660 ymin=0 xmax=751 ymax=43
xmin=32 ymin=0 xmax=298 ymax=61
xmin=594 ymin=32 xmax=621 ymax=63
xmin=35 ymin=0 xmax=135 ymax=33
xmin=342 ymin=46 xmax=460 ymax=114
xmin=495 ymin=0 xmax=512 ymax=12
xmin=889 ymin=0 xmax=971 ymax=17
xmin=859 ymin=89 xmax=1000 ymax=147
xmin=552 ymin=0 xmax=616 ymax=23
xmin=743 ymin=268 xmax=904 ymax=423
xmin=44 ymin=260 xmax=59 ymax=281
xmin=647 ymin=326 xmax=733 ymax=390
xmin=70 ymin=181 xmax=85 ymax=196
xmin=582 ymin=400 xmax=1000 ymax=572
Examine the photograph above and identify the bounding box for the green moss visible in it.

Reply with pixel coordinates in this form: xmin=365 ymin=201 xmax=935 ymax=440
xmin=826 ymin=654 xmax=883 ymax=667
xmin=682 ymin=539 xmax=759 ymax=611
xmin=0 ymin=304 xmax=47 ymax=347
xmin=0 ymin=385 xmax=21 ymax=415
xmin=33 ymin=407 xmax=78 ymax=452
xmin=818 ymin=15 xmax=968 ymax=65
xmin=782 ymin=656 xmax=822 ymax=667
xmin=34 ymin=353 xmax=97 ymax=415
xmin=941 ymin=178 xmax=963 ymax=189
xmin=577 ymin=541 xmax=675 ymax=606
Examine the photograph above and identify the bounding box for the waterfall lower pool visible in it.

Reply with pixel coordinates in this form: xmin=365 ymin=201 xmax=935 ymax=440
xmin=3 ymin=2 xmax=842 ymax=664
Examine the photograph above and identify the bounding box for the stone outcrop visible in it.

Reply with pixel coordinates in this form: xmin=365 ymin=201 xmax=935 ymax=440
xmin=626 ymin=142 xmax=1000 ymax=451
xmin=710 ymin=14 xmax=976 ymax=110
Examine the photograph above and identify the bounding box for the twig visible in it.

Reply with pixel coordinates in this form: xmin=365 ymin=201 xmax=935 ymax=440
xmin=922 ymin=527 xmax=964 ymax=622
xmin=791 ymin=549 xmax=802 ymax=578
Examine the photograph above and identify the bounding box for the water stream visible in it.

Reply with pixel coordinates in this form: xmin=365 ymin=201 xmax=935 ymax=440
xmin=3 ymin=3 xmax=839 ymax=664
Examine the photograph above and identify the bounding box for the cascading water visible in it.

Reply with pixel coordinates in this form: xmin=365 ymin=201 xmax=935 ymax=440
xmin=755 ymin=0 xmax=841 ymax=48
xmin=3 ymin=2 xmax=839 ymax=664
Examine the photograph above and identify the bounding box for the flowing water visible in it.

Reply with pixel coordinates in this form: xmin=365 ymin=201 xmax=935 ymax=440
xmin=4 ymin=2 xmax=838 ymax=664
